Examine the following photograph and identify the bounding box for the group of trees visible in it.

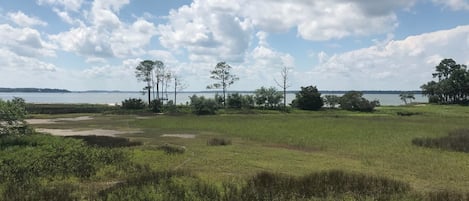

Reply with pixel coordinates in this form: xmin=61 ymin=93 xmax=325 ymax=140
xmin=421 ymin=58 xmax=469 ymax=104
xmin=135 ymin=60 xmax=186 ymax=108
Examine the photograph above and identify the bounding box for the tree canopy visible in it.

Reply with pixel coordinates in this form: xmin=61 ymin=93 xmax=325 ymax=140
xmin=293 ymin=86 xmax=323 ymax=111
xmin=421 ymin=58 xmax=469 ymax=104
xmin=207 ymin=62 xmax=239 ymax=107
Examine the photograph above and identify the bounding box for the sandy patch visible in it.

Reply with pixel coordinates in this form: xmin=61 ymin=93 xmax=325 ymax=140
xmin=37 ymin=128 xmax=141 ymax=137
xmin=161 ymin=134 xmax=196 ymax=139
xmin=26 ymin=116 xmax=93 ymax=124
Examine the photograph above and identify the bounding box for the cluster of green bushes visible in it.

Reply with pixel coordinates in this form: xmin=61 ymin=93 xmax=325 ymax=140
xmin=323 ymin=91 xmax=380 ymax=112
xmin=412 ymin=129 xmax=469 ymax=153
xmin=0 ymin=134 xmax=133 ymax=200
xmin=0 ymin=97 xmax=31 ymax=135
xmin=64 ymin=135 xmax=142 ymax=148
xmin=207 ymin=137 xmax=232 ymax=146
xmin=26 ymin=103 xmax=116 ymax=114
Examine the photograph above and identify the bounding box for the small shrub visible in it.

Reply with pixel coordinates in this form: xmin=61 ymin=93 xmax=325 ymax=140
xmin=158 ymin=143 xmax=186 ymax=154
xmin=427 ymin=190 xmax=469 ymax=201
xmin=293 ymin=85 xmax=323 ymax=111
xmin=65 ymin=135 xmax=142 ymax=148
xmin=121 ymin=98 xmax=146 ymax=110
xmin=339 ymin=91 xmax=379 ymax=112
xmin=207 ymin=137 xmax=232 ymax=146
xmin=189 ymin=95 xmax=218 ymax=115
xmin=149 ymin=99 xmax=163 ymax=113
xmin=412 ymin=129 xmax=469 ymax=153
xmin=397 ymin=111 xmax=421 ymax=116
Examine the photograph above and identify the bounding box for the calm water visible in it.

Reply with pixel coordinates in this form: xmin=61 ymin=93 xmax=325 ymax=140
xmin=0 ymin=92 xmax=427 ymax=106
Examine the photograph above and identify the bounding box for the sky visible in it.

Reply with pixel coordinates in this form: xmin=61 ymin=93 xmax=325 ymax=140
xmin=0 ymin=0 xmax=469 ymax=91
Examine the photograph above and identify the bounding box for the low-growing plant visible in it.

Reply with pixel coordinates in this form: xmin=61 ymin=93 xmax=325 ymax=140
xmin=207 ymin=137 xmax=232 ymax=146
xmin=340 ymin=91 xmax=380 ymax=112
xmin=397 ymin=111 xmax=421 ymax=116
xmin=189 ymin=95 xmax=218 ymax=115
xmin=65 ymin=135 xmax=142 ymax=148
xmin=158 ymin=143 xmax=186 ymax=154
xmin=121 ymin=98 xmax=146 ymax=110
xmin=149 ymin=99 xmax=163 ymax=113
xmin=427 ymin=190 xmax=469 ymax=201
xmin=412 ymin=129 xmax=469 ymax=153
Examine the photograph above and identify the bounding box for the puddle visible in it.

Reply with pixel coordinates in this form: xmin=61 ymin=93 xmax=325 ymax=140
xmin=37 ymin=128 xmax=141 ymax=137
xmin=26 ymin=116 xmax=93 ymax=124
xmin=161 ymin=134 xmax=196 ymax=139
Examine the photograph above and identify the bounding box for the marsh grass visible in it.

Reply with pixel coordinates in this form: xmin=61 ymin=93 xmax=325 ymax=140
xmin=65 ymin=135 xmax=142 ymax=148
xmin=207 ymin=137 xmax=232 ymax=146
xmin=412 ymin=129 xmax=469 ymax=153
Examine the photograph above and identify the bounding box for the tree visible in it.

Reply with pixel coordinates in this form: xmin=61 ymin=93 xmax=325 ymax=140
xmin=254 ymin=87 xmax=283 ymax=109
xmin=421 ymin=58 xmax=469 ymax=104
xmin=293 ymin=86 xmax=323 ymax=110
xmin=153 ymin=60 xmax=165 ymax=101
xmin=0 ymin=97 xmax=30 ymax=135
xmin=323 ymin=95 xmax=340 ymax=108
xmin=207 ymin=62 xmax=239 ymax=108
xmin=399 ymin=92 xmax=415 ymax=105
xmin=135 ymin=60 xmax=155 ymax=105
xmin=173 ymin=74 xmax=187 ymax=105
xmin=339 ymin=91 xmax=379 ymax=112
xmin=275 ymin=66 xmax=291 ymax=109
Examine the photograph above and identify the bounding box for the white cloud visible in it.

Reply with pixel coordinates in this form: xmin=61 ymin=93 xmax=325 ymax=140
xmin=432 ymin=0 xmax=469 ymax=11
xmin=0 ymin=24 xmax=55 ymax=57
xmin=8 ymin=11 xmax=47 ymax=27
xmin=308 ymin=25 xmax=469 ymax=90
xmin=36 ymin=0 xmax=84 ymax=12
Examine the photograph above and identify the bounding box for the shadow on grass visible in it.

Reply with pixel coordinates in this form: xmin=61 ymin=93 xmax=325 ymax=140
xmin=412 ymin=129 xmax=469 ymax=153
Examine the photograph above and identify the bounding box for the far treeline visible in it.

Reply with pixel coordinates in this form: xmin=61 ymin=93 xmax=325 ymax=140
xmin=0 ymin=88 xmax=70 ymax=93
xmin=129 ymin=58 xmax=466 ymax=115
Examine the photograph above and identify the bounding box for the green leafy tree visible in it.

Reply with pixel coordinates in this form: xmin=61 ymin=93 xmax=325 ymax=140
xmin=293 ymin=86 xmax=323 ymax=110
xmin=189 ymin=95 xmax=218 ymax=115
xmin=399 ymin=92 xmax=415 ymax=105
xmin=255 ymin=87 xmax=283 ymax=109
xmin=207 ymin=62 xmax=239 ymax=108
xmin=421 ymin=58 xmax=469 ymax=104
xmin=135 ymin=60 xmax=155 ymax=105
xmin=323 ymin=95 xmax=340 ymax=108
xmin=0 ymin=97 xmax=30 ymax=135
xmin=339 ymin=91 xmax=379 ymax=112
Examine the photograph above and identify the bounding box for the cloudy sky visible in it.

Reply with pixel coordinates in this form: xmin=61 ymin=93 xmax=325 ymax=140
xmin=0 ymin=0 xmax=468 ymax=91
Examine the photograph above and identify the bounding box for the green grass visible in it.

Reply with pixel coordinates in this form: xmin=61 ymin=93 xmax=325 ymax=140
xmin=22 ymin=104 xmax=469 ymax=199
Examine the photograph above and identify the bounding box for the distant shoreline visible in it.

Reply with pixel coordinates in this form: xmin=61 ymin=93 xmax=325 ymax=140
xmin=0 ymin=88 xmax=423 ymax=94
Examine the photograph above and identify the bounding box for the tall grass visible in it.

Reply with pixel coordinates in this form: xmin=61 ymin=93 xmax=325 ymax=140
xmin=412 ymin=129 xmax=469 ymax=153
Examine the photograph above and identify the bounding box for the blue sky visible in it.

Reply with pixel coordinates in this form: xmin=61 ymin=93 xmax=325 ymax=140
xmin=0 ymin=0 xmax=468 ymax=91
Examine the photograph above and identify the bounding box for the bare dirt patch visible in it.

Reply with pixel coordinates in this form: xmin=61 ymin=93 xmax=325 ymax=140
xmin=36 ymin=128 xmax=141 ymax=137
xmin=26 ymin=116 xmax=93 ymax=124
xmin=161 ymin=134 xmax=196 ymax=139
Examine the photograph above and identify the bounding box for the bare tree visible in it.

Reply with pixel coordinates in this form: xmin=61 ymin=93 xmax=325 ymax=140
xmin=173 ymin=74 xmax=188 ymax=105
xmin=153 ymin=60 xmax=165 ymax=100
xmin=275 ymin=66 xmax=291 ymax=109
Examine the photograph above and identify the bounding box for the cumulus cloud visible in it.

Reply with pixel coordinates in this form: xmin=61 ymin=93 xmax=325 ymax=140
xmin=0 ymin=24 xmax=55 ymax=57
xmin=36 ymin=0 xmax=84 ymax=11
xmin=307 ymin=25 xmax=469 ymax=90
xmin=50 ymin=0 xmax=157 ymax=59
xmin=8 ymin=11 xmax=47 ymax=27
xmin=432 ymin=0 xmax=469 ymax=11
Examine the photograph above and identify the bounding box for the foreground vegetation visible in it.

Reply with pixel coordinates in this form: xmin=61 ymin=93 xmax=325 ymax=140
xmin=2 ymin=101 xmax=469 ymax=200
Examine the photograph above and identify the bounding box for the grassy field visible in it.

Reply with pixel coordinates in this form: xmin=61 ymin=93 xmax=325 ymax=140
xmin=22 ymin=104 xmax=469 ymax=200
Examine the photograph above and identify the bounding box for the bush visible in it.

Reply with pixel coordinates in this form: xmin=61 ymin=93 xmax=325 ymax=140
xmin=293 ymin=86 xmax=323 ymax=111
xmin=149 ymin=99 xmax=163 ymax=113
xmin=189 ymin=95 xmax=218 ymax=115
xmin=323 ymin=95 xmax=340 ymax=108
xmin=207 ymin=137 xmax=232 ymax=146
xmin=158 ymin=144 xmax=186 ymax=154
xmin=121 ymin=98 xmax=146 ymax=110
xmin=0 ymin=97 xmax=31 ymax=136
xmin=227 ymin=93 xmax=254 ymax=109
xmin=65 ymin=135 xmax=142 ymax=148
xmin=339 ymin=91 xmax=379 ymax=112
xmin=254 ymin=87 xmax=283 ymax=109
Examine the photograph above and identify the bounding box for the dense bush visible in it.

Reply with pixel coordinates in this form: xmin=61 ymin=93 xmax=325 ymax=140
xmin=158 ymin=143 xmax=186 ymax=154
xmin=26 ymin=103 xmax=115 ymax=114
xmin=207 ymin=137 xmax=232 ymax=146
xmin=0 ymin=97 xmax=31 ymax=136
xmin=412 ymin=129 xmax=469 ymax=153
xmin=254 ymin=87 xmax=283 ymax=109
xmin=339 ymin=91 xmax=380 ymax=112
xmin=227 ymin=93 xmax=254 ymax=109
xmin=149 ymin=99 xmax=163 ymax=113
xmin=65 ymin=135 xmax=142 ymax=148
xmin=323 ymin=95 xmax=341 ymax=108
xmin=189 ymin=95 xmax=218 ymax=115
xmin=293 ymin=86 xmax=323 ymax=111
xmin=121 ymin=98 xmax=146 ymax=110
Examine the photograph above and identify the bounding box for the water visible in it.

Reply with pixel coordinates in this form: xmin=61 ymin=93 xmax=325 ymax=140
xmin=0 ymin=92 xmax=427 ymax=106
